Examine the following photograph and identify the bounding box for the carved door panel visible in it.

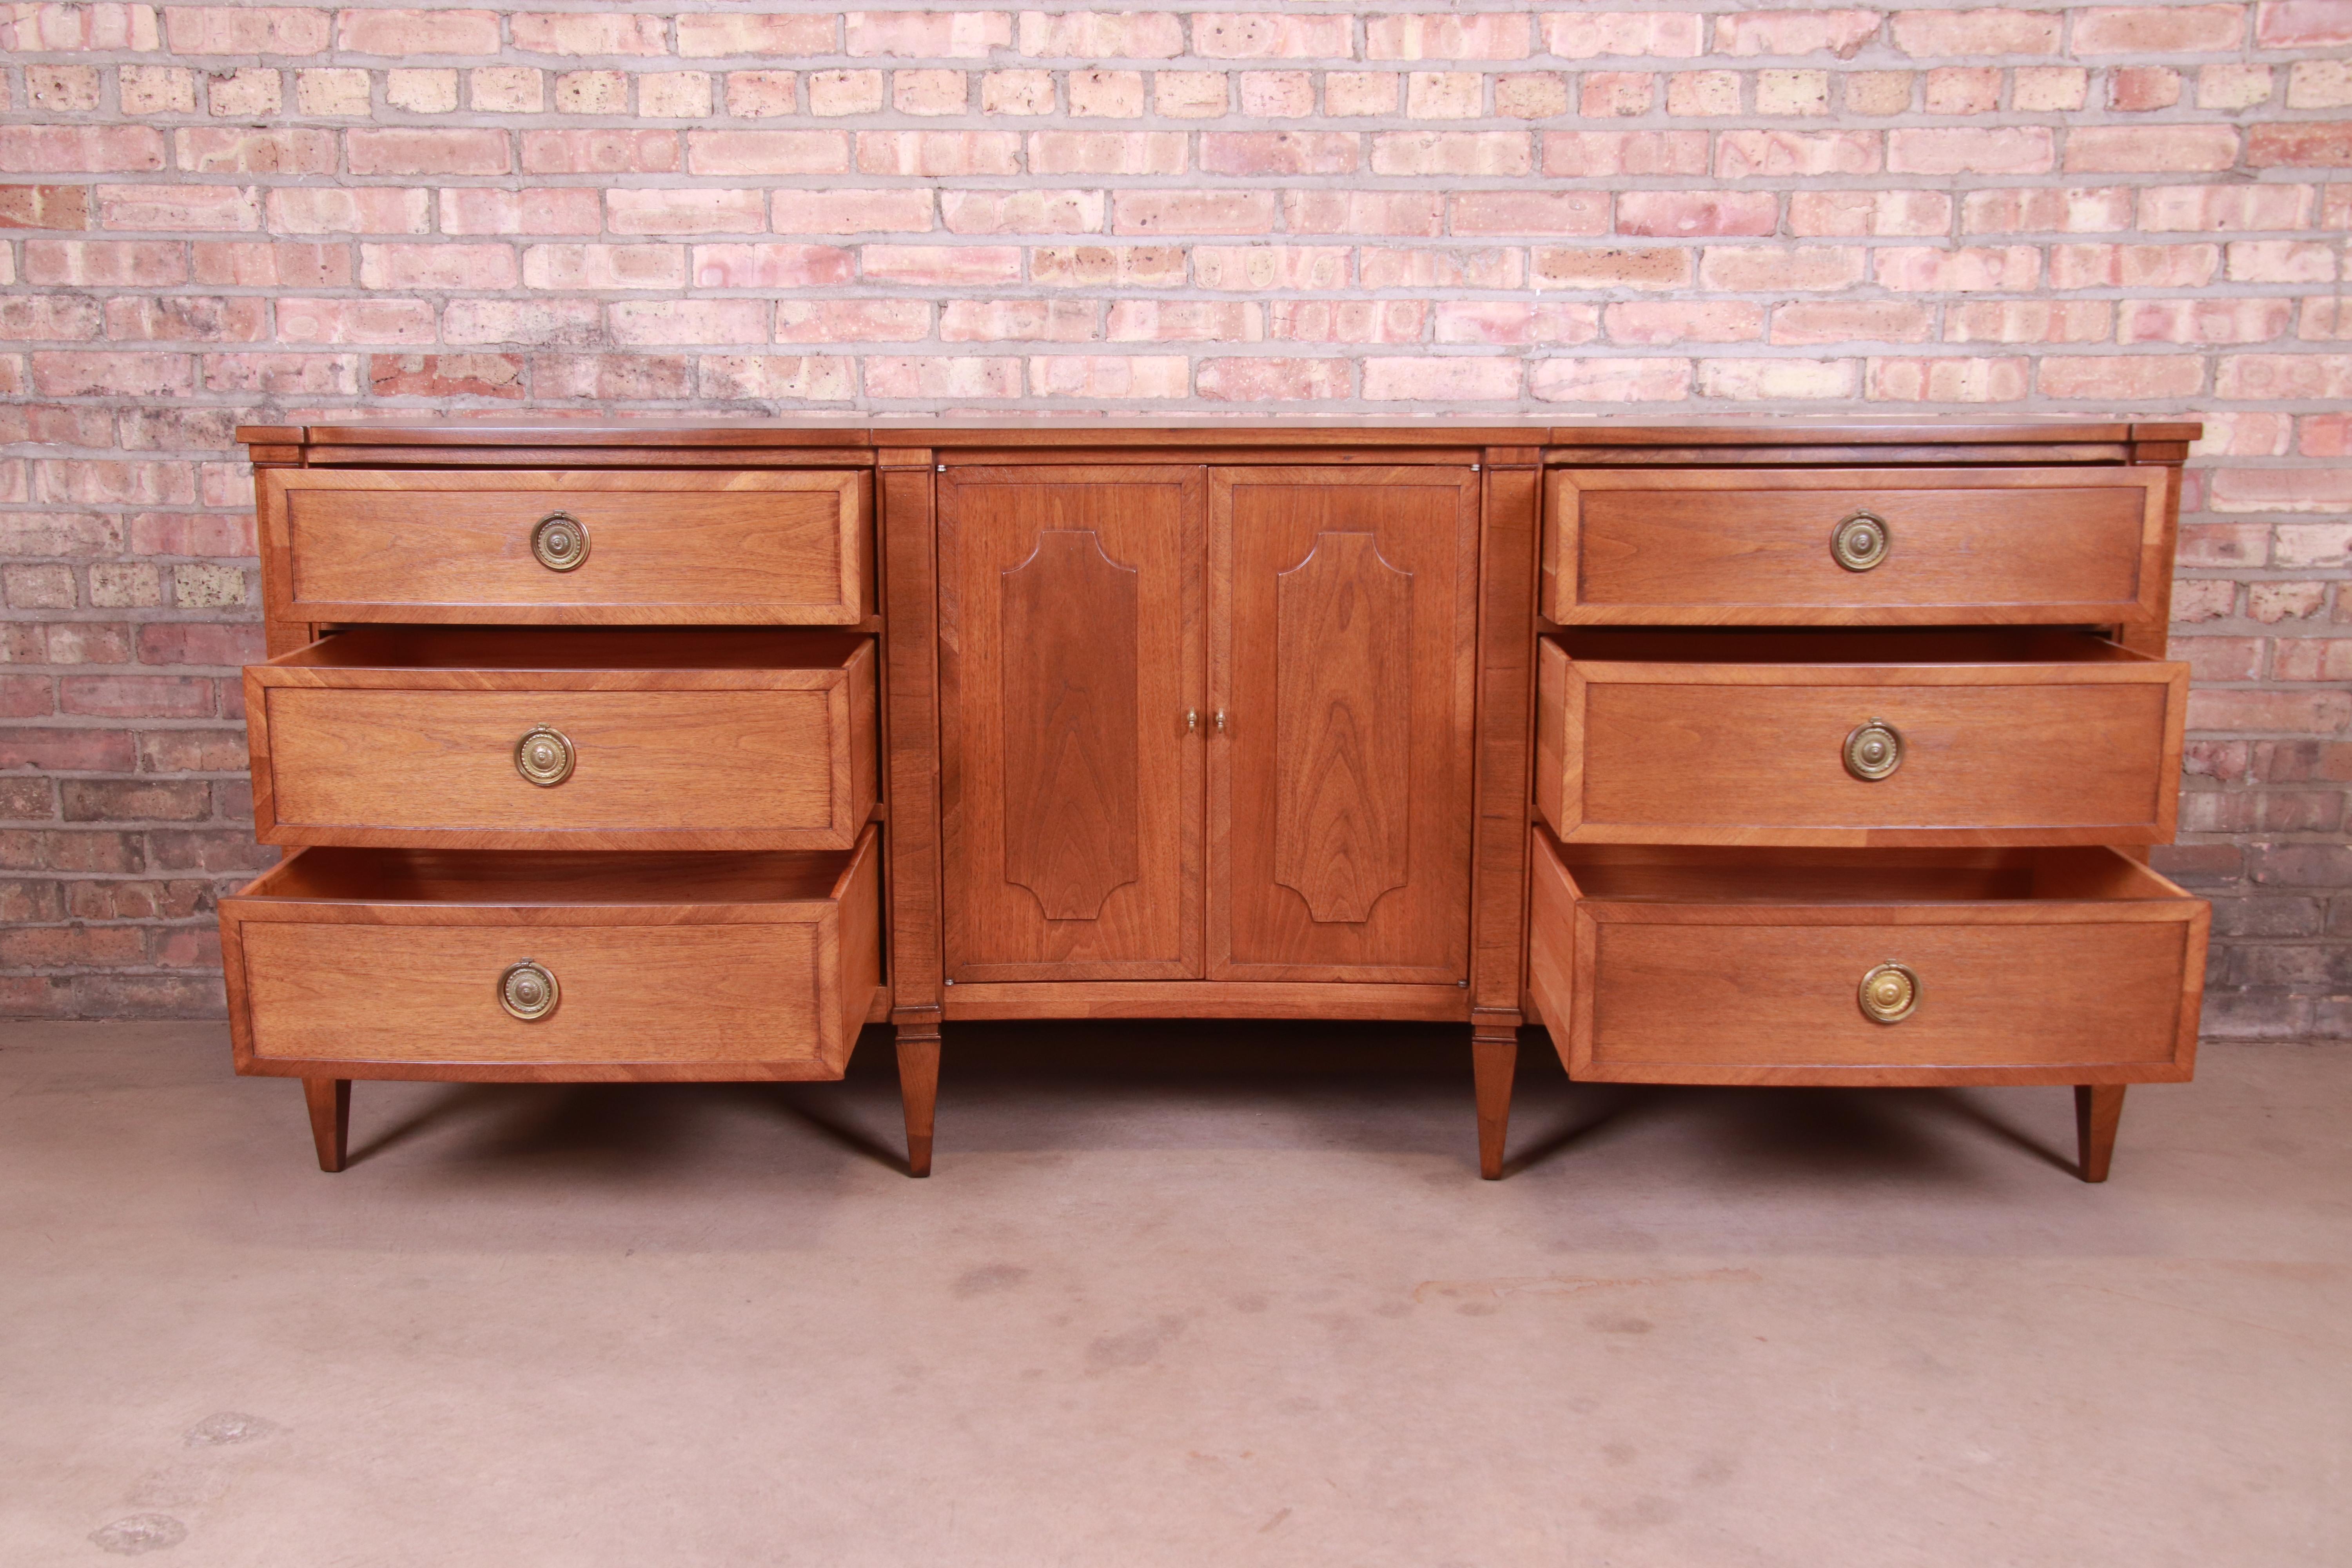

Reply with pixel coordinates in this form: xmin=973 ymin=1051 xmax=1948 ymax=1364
xmin=1210 ymin=466 xmax=1481 ymax=982
xmin=938 ymin=466 xmax=1204 ymax=980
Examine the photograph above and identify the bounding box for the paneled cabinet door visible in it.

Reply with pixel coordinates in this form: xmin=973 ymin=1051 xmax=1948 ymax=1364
xmin=1210 ymin=466 xmax=1481 ymax=982
xmin=938 ymin=466 xmax=1205 ymax=981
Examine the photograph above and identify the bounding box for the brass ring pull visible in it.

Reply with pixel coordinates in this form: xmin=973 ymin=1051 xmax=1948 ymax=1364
xmin=1858 ymin=962 xmax=1920 ymax=1024
xmin=530 ymin=511 xmax=590 ymax=572
xmin=1844 ymin=718 xmax=1902 ymax=781
xmin=1213 ymin=710 xmax=1227 ymax=733
xmin=514 ymin=724 xmax=575 ymax=787
xmin=500 ymin=959 xmax=560 ymax=1022
xmin=1186 ymin=709 xmax=1198 ymax=733
xmin=1831 ymin=510 xmax=1889 ymax=572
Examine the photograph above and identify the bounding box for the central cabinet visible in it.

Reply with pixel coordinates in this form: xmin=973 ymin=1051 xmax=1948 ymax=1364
xmin=937 ymin=464 xmax=1481 ymax=992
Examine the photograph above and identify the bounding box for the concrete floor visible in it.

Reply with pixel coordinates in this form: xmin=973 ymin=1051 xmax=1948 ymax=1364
xmin=1 ymin=1022 xmax=2346 ymax=1566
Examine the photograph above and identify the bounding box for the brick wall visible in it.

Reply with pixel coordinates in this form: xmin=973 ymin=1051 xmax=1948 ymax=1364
xmin=1 ymin=2 xmax=2348 ymax=1035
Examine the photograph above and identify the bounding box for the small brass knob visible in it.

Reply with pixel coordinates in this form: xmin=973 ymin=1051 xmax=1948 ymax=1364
xmin=500 ymin=959 xmax=559 ymax=1022
xmin=1858 ymin=962 xmax=1920 ymax=1024
xmin=1831 ymin=510 xmax=1889 ymax=572
xmin=1844 ymin=718 xmax=1902 ymax=782
xmin=530 ymin=511 xmax=590 ymax=572
xmin=514 ymin=724 xmax=575 ymax=787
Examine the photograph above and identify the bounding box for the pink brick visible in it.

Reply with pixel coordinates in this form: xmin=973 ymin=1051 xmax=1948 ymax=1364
xmin=163 ymin=5 xmax=328 ymax=53
xmin=2139 ymin=183 xmax=2314 ymax=230
xmin=1698 ymin=245 xmax=1866 ymax=290
xmin=1616 ymin=190 xmax=1778 ymax=237
xmin=940 ymin=189 xmax=1105 ymax=234
xmin=2248 ymin=123 xmax=2352 ymax=166
xmin=1866 ymin=356 xmax=2031 ymax=401
xmin=0 ymin=297 xmax=99 ymax=340
xmin=24 ymin=240 xmax=187 ymax=287
xmin=1370 ymin=132 xmax=1532 ymax=177
xmin=1534 ymin=247 xmax=1694 ymax=290
xmin=860 ymin=245 xmax=1024 ymax=285
xmin=348 ymin=129 xmax=510 ymax=176
xmin=97 ymin=185 xmax=261 ymax=231
xmin=189 ymin=240 xmax=348 ymax=287
xmin=439 ymin=187 xmax=602 ymax=236
xmin=1530 ymin=358 xmax=1693 ymax=402
xmin=689 ymin=131 xmax=851 ymax=176
xmin=2110 ymin=65 xmax=2184 ymax=111
xmin=1938 ymin=298 xmax=2126 ymax=341
xmin=607 ymin=299 xmax=769 ymax=346
xmin=607 ymin=188 xmax=767 ymax=236
xmin=856 ymin=131 xmax=1022 ymax=176
xmin=2125 ymin=298 xmax=2293 ymax=344
xmin=2049 ymin=241 xmax=2220 ymax=287
xmin=178 ymin=129 xmax=336 ymax=176
xmin=1027 ymin=355 xmax=1189 ymax=398
xmin=695 ymin=355 xmax=855 ymax=402
xmin=1790 ymin=189 xmax=1953 ymax=236
xmin=1875 ymin=245 xmax=2042 ymax=290
xmin=1772 ymin=300 xmax=1936 ymax=344
xmin=0 ymin=126 xmax=165 ymax=174
xmin=0 ymin=3 xmax=159 ymax=50
xmin=1265 ymin=301 xmax=1426 ymax=344
xmin=1065 ymin=68 xmax=1143 ymax=117
xmin=441 ymin=298 xmax=602 ymax=345
xmin=1716 ymin=130 xmax=1882 ymax=178
xmin=1283 ymin=191 xmax=1442 ymax=236
xmin=1193 ymin=245 xmax=1350 ymax=290
xmin=1925 ymin=66 xmax=2003 ymax=113
xmin=1195 ymin=357 xmax=1350 ymax=400
xmin=1581 ymin=71 xmax=1655 ymax=116
xmin=1887 ymin=127 xmax=2054 ymax=175
xmin=522 ymin=131 xmax=681 ymax=176
xmin=1105 ymin=301 xmax=1261 ymax=341
xmin=1889 ymin=9 xmax=2063 ymax=55
xmin=895 ymin=69 xmax=972 ymax=115
xmin=2036 ymin=354 xmax=2205 ymax=397
xmin=1360 ymin=357 xmax=1524 ymax=401
xmin=1541 ymin=131 xmax=1711 ymax=177
xmin=1239 ymin=71 xmax=1315 ymax=116
xmin=511 ymin=13 xmax=667 ymax=54
xmin=1432 ymin=302 xmax=1601 ymax=346
xmin=864 ymin=356 xmax=1022 ymax=398
xmin=2187 ymin=689 xmax=2352 ymax=732
xmin=2210 ymin=468 xmax=2352 ymax=517
xmin=1450 ymin=191 xmax=1610 ymax=237
xmin=265 ymin=186 xmax=430 ymax=235
xmin=1114 ymin=191 xmax=1278 ymax=236
xmin=1201 ymin=132 xmax=1361 ymax=176
xmin=102 ymin=297 xmax=267 ymax=343
xmin=1367 ymin=13 xmax=1530 ymax=58
xmin=1700 ymin=358 xmax=1859 ymax=399
xmin=2229 ymin=238 xmax=2338 ymax=281
xmin=939 ymin=298 xmax=1100 ymax=341
xmin=276 ymin=297 xmax=437 ymax=345
xmin=521 ymin=243 xmax=686 ymax=290
xmin=1357 ymin=247 xmax=1525 ymax=289
xmin=2072 ymin=5 xmax=2248 ymax=53
xmin=690 ymin=243 xmax=855 ymax=288
xmin=1030 ymin=245 xmax=1186 ymax=287
xmin=677 ymin=13 xmax=838 ymax=55
xmin=2260 ymin=0 xmax=2352 ymax=45
xmin=1539 ymin=13 xmax=1704 ymax=58
xmin=1961 ymin=185 xmax=2136 ymax=233
xmin=1713 ymin=9 xmax=1882 ymax=57
xmin=1018 ymin=11 xmax=1185 ymax=58
xmin=1604 ymin=301 xmax=1766 ymax=344
xmin=1191 ymin=13 xmax=1353 ymax=58
xmin=60 ymin=674 xmax=215 ymax=719
xmin=2068 ymin=126 xmax=2240 ymax=172
xmin=779 ymin=189 xmax=935 ymax=234
xmin=844 ymin=11 xmax=1013 ymax=56
xmin=1029 ymin=132 xmax=1187 ymax=175
xmin=335 ymin=7 xmax=499 ymax=53
xmin=2216 ymin=353 xmax=2352 ymax=398
xmin=778 ymin=300 xmax=933 ymax=342
xmin=358 ymin=243 xmax=515 ymax=290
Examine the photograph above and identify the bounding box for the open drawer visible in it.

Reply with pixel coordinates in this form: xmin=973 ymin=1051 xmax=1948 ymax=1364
xmin=1526 ymin=828 xmax=2207 ymax=1087
xmin=220 ymin=826 xmax=884 ymax=1082
xmin=246 ymin=628 xmax=877 ymax=851
xmin=1535 ymin=630 xmax=2188 ymax=846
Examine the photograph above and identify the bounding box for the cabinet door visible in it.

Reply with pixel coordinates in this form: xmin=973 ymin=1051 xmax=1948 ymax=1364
xmin=1210 ymin=466 xmax=1480 ymax=982
xmin=938 ymin=466 xmax=1204 ymax=980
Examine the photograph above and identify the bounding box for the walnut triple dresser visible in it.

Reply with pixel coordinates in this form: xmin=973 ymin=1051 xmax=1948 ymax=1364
xmin=221 ymin=416 xmax=2205 ymax=1184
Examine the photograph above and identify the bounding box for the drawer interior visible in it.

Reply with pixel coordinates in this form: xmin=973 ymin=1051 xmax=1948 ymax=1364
xmin=1544 ymin=628 xmax=2159 ymax=668
xmin=234 ymin=843 xmax=863 ymax=907
xmin=263 ymin=625 xmax=872 ymax=674
xmin=1546 ymin=842 xmax=2192 ymax=907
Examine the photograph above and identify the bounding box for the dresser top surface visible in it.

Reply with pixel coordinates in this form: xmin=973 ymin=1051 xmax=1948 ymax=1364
xmin=238 ymin=415 xmax=2200 ymax=452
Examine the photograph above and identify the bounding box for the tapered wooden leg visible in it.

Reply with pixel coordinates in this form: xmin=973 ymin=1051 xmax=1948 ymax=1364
xmin=1472 ymin=1028 xmax=1518 ymax=1180
xmin=2074 ymin=1084 xmax=2126 ymax=1183
xmin=897 ymin=1029 xmax=940 ymax=1178
xmin=302 ymin=1077 xmax=350 ymax=1174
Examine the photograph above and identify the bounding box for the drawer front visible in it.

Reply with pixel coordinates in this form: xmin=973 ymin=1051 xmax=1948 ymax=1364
xmin=1526 ymin=833 xmax=2206 ymax=1086
xmin=1543 ymin=467 xmax=2168 ymax=625
xmin=262 ymin=469 xmax=869 ymax=624
xmin=1537 ymin=642 xmax=2187 ymax=845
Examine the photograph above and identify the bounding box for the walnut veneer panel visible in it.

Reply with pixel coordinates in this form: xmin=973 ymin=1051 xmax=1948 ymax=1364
xmin=260 ymin=468 xmax=869 ymax=624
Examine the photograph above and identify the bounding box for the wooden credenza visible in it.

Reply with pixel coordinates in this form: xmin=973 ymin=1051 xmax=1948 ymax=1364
xmin=221 ymin=417 xmax=2205 ymax=1183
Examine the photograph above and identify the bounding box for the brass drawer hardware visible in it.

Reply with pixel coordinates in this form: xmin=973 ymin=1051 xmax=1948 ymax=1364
xmin=530 ymin=511 xmax=590 ymax=572
xmin=513 ymin=724 xmax=575 ymax=787
xmin=1830 ymin=510 xmax=1889 ymax=572
xmin=499 ymin=959 xmax=560 ymax=1022
xmin=1858 ymin=962 xmax=1920 ymax=1024
xmin=1843 ymin=718 xmax=1902 ymax=781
